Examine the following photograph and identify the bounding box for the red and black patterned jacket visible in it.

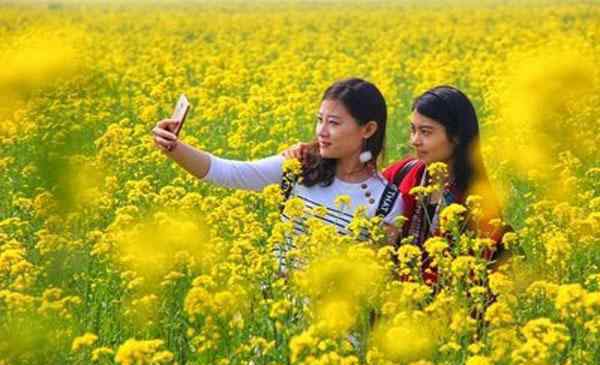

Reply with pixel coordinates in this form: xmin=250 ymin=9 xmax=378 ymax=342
xmin=383 ymin=157 xmax=511 ymax=285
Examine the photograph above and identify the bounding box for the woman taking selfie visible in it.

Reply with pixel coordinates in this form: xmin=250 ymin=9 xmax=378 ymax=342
xmin=151 ymin=78 xmax=403 ymax=270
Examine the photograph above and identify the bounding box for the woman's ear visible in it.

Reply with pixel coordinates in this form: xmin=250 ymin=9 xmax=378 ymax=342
xmin=363 ymin=120 xmax=378 ymax=139
xmin=447 ymin=131 xmax=460 ymax=146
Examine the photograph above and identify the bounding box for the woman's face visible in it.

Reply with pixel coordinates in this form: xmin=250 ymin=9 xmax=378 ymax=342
xmin=316 ymin=99 xmax=374 ymax=160
xmin=410 ymin=111 xmax=456 ymax=165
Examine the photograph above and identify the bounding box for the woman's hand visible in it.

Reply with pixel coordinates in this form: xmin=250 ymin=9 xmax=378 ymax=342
xmin=150 ymin=118 xmax=211 ymax=179
xmin=281 ymin=142 xmax=310 ymax=161
xmin=152 ymin=118 xmax=180 ymax=152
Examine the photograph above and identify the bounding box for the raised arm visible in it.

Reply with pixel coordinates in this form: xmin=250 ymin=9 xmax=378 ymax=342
xmin=152 ymin=118 xmax=283 ymax=191
xmin=152 ymin=118 xmax=212 ymax=179
xmin=203 ymin=154 xmax=283 ymax=191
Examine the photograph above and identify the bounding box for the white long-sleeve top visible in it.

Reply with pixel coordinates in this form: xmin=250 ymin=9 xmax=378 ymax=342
xmin=204 ymin=154 xmax=404 ymax=230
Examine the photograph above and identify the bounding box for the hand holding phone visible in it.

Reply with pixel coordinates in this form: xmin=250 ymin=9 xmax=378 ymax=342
xmin=171 ymin=94 xmax=191 ymax=137
xmin=163 ymin=94 xmax=191 ymax=152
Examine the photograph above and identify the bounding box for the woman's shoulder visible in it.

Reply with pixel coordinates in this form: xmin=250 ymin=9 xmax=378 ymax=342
xmin=382 ymin=156 xmax=423 ymax=182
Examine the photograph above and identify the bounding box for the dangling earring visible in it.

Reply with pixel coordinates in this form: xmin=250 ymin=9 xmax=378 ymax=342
xmin=359 ymin=138 xmax=372 ymax=163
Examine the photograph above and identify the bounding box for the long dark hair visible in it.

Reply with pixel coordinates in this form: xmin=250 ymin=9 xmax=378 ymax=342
xmin=412 ymin=86 xmax=495 ymax=201
xmin=302 ymin=78 xmax=388 ymax=187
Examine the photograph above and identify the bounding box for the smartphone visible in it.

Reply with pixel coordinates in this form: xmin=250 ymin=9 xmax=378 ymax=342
xmin=171 ymin=94 xmax=191 ymax=137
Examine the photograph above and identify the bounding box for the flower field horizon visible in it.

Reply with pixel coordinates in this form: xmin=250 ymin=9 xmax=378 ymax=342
xmin=1 ymin=1 xmax=599 ymax=364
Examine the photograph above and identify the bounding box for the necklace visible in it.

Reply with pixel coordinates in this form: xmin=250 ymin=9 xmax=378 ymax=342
xmin=407 ymin=170 xmax=456 ymax=245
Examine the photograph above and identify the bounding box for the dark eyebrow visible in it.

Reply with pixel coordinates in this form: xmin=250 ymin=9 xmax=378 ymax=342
xmin=410 ymin=122 xmax=433 ymax=130
xmin=318 ymin=113 xmax=341 ymax=120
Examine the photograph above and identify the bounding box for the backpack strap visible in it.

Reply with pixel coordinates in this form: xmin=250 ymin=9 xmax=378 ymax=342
xmin=375 ymin=182 xmax=399 ymax=218
xmin=279 ymin=172 xmax=297 ymax=211
xmin=392 ymin=159 xmax=419 ymax=187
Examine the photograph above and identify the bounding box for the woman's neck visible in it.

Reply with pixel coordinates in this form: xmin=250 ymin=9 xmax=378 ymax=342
xmin=446 ymin=160 xmax=454 ymax=181
xmin=335 ymin=155 xmax=371 ymax=182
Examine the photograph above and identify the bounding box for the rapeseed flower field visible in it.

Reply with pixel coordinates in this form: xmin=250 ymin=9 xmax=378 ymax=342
xmin=1 ymin=1 xmax=599 ymax=364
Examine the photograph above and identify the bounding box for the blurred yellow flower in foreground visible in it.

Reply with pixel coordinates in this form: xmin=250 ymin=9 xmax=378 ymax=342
xmin=71 ymin=332 xmax=98 ymax=352
xmin=114 ymin=339 xmax=173 ymax=365
xmin=114 ymin=210 xmax=211 ymax=284
xmin=493 ymin=46 xmax=597 ymax=200
xmin=294 ymin=245 xmax=386 ymax=304
xmin=315 ymin=297 xmax=358 ymax=338
xmin=0 ymin=31 xmax=82 ymax=100
xmin=371 ymin=311 xmax=437 ymax=363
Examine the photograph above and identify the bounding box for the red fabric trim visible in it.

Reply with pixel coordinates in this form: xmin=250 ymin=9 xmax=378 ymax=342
xmin=382 ymin=157 xmax=417 ymax=182
xmin=384 ymin=156 xmax=506 ymax=285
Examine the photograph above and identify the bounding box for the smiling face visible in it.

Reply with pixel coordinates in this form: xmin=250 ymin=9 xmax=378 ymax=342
xmin=410 ymin=110 xmax=456 ymax=165
xmin=316 ymin=99 xmax=376 ymax=160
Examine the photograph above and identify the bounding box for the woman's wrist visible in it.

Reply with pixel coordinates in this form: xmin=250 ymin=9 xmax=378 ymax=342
xmin=165 ymin=141 xmax=211 ymax=179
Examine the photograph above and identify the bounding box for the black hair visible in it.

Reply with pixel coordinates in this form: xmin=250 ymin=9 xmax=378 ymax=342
xmin=412 ymin=85 xmax=492 ymax=197
xmin=302 ymin=78 xmax=387 ymax=187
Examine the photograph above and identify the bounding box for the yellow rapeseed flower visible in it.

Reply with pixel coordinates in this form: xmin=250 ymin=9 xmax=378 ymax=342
xmin=114 ymin=339 xmax=173 ymax=365
xmin=439 ymin=204 xmax=467 ymax=233
xmin=334 ymin=194 xmax=352 ymax=210
xmin=72 ymin=333 xmax=98 ymax=352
